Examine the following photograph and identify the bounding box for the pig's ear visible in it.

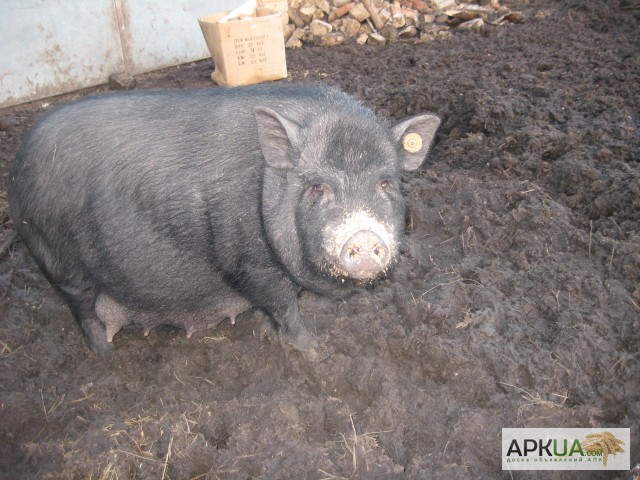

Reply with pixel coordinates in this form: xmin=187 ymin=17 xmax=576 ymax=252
xmin=392 ymin=114 xmax=441 ymax=171
xmin=254 ymin=107 xmax=301 ymax=170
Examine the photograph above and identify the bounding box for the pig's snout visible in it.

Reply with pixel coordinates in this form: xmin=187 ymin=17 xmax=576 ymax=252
xmin=323 ymin=210 xmax=398 ymax=281
xmin=339 ymin=230 xmax=390 ymax=279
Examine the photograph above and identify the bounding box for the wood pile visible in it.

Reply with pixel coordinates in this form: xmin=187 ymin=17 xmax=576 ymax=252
xmin=283 ymin=0 xmax=523 ymax=47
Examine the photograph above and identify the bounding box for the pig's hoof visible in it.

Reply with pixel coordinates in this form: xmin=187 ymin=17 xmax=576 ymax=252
xmin=86 ymin=336 xmax=112 ymax=357
xmin=280 ymin=329 xmax=324 ymax=361
xmin=81 ymin=316 xmax=112 ymax=356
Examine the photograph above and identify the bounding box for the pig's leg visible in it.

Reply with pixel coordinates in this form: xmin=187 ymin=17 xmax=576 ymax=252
xmin=18 ymin=225 xmax=109 ymax=353
xmin=251 ymin=279 xmax=318 ymax=352
xmin=57 ymin=283 xmax=110 ymax=355
xmin=274 ymin=301 xmax=318 ymax=352
xmin=228 ymin=266 xmax=317 ymax=352
xmin=28 ymin=242 xmax=109 ymax=354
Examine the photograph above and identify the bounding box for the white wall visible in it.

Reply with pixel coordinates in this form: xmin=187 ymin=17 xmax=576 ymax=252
xmin=0 ymin=0 xmax=238 ymax=108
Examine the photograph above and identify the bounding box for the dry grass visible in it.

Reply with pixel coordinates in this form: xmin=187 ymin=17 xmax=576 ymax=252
xmin=0 ymin=339 xmax=24 ymax=359
xmin=200 ymin=334 xmax=229 ymax=344
xmin=39 ymin=389 xmax=65 ymax=421
xmin=499 ymin=382 xmax=568 ymax=415
xmin=460 ymin=226 xmax=479 ymax=255
xmin=161 ymin=435 xmax=174 ymax=480
xmin=320 ymin=404 xmax=390 ymax=480
xmin=421 ymin=277 xmax=484 ymax=298
xmin=104 ymin=418 xmax=158 ymax=462
xmin=97 ymin=463 xmax=118 ymax=480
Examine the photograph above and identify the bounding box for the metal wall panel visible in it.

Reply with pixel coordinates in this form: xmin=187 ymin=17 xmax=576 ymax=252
xmin=115 ymin=0 xmax=238 ymax=74
xmin=0 ymin=0 xmax=236 ymax=108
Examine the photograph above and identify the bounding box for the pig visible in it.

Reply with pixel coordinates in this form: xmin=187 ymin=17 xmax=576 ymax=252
xmin=7 ymin=84 xmax=440 ymax=355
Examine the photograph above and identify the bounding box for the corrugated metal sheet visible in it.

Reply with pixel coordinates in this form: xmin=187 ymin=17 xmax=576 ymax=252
xmin=0 ymin=0 xmax=238 ymax=108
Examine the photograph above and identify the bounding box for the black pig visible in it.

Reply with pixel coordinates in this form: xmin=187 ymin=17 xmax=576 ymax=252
xmin=8 ymin=84 xmax=440 ymax=354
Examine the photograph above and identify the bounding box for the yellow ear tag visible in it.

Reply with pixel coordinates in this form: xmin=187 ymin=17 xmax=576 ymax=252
xmin=403 ymin=133 xmax=423 ymax=153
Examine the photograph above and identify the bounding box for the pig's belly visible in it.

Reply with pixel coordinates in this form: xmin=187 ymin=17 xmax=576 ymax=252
xmin=95 ymin=290 xmax=252 ymax=342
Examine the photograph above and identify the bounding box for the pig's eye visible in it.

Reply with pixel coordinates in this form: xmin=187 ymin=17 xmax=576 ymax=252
xmin=377 ymin=179 xmax=393 ymax=192
xmin=309 ymin=183 xmax=329 ymax=197
xmin=306 ymin=183 xmax=332 ymax=201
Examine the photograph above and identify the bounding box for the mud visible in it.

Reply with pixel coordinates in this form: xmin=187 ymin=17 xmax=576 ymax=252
xmin=0 ymin=0 xmax=638 ymax=478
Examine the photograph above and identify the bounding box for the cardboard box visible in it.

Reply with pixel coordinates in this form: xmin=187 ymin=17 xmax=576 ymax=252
xmin=199 ymin=1 xmax=287 ymax=86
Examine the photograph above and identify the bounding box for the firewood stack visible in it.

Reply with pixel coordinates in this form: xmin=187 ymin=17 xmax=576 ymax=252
xmin=284 ymin=0 xmax=523 ymax=47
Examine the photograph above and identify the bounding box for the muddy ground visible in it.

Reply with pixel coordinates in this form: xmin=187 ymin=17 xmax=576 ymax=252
xmin=0 ymin=0 xmax=638 ymax=478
